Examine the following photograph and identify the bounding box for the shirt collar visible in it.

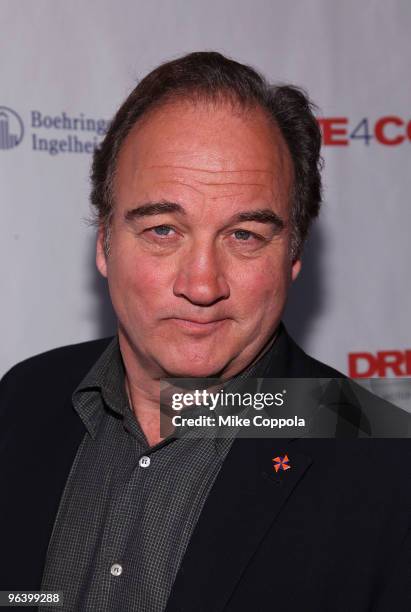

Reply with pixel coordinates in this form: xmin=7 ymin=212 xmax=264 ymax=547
xmin=72 ymin=336 xmax=128 ymax=438
xmin=72 ymin=324 xmax=289 ymax=443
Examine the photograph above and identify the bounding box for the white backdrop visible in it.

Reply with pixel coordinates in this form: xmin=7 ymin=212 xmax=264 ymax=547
xmin=1 ymin=0 xmax=410 ymax=379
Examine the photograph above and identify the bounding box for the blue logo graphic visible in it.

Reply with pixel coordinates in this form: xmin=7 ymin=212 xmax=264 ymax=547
xmin=0 ymin=106 xmax=24 ymax=150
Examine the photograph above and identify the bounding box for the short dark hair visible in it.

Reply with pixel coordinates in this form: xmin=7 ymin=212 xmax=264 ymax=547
xmin=91 ymin=51 xmax=322 ymax=259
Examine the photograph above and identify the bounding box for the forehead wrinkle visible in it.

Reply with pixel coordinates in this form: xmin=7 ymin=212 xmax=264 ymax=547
xmin=144 ymin=168 xmax=277 ymax=191
xmin=154 ymin=179 xmax=208 ymax=199
xmin=158 ymin=181 xmax=276 ymax=205
xmin=193 ymin=181 xmax=269 ymax=188
xmin=147 ymin=164 xmax=275 ymax=175
xmin=146 ymin=164 xmax=277 ymax=183
xmin=208 ymin=191 xmax=256 ymax=200
xmin=150 ymin=174 xmax=275 ymax=197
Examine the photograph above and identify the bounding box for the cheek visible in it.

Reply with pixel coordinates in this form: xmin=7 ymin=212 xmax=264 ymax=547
xmin=231 ymin=258 xmax=290 ymax=317
xmin=107 ymin=249 xmax=175 ymax=313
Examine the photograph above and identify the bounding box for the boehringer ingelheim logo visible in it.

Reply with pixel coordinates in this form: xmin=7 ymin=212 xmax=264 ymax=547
xmin=0 ymin=106 xmax=24 ymax=150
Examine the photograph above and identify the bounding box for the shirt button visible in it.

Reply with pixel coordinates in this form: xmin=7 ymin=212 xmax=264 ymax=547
xmin=139 ymin=455 xmax=151 ymax=468
xmin=110 ymin=563 xmax=123 ymax=577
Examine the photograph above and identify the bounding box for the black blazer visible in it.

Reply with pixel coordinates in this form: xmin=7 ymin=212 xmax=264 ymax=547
xmin=1 ymin=329 xmax=410 ymax=611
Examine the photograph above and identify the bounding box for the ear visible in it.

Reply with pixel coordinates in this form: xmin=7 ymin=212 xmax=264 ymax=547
xmin=291 ymin=258 xmax=301 ymax=282
xmin=96 ymin=225 xmax=108 ymax=278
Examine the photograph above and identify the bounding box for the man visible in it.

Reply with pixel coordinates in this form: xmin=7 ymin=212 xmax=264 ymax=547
xmin=1 ymin=52 xmax=410 ymax=611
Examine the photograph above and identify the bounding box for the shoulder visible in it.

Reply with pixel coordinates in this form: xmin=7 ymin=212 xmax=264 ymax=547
xmin=0 ymin=337 xmax=113 ymax=413
xmin=282 ymin=327 xmax=345 ymax=379
xmin=3 ymin=337 xmax=112 ymax=379
xmin=0 ymin=340 xmax=113 ymax=586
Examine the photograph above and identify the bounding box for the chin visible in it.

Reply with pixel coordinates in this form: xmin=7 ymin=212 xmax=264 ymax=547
xmin=161 ymin=356 xmax=227 ymax=379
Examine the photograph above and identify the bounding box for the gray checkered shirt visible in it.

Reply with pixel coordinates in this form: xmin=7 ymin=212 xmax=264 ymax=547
xmin=40 ymin=335 xmax=276 ymax=612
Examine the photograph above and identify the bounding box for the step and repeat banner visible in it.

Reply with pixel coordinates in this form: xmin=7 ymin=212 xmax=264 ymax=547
xmin=1 ymin=0 xmax=410 ymax=381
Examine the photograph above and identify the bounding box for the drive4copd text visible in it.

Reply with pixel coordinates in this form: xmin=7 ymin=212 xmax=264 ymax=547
xmin=319 ymin=116 xmax=411 ymax=146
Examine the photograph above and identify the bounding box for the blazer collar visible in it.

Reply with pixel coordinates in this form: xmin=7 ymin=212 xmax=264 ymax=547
xmin=165 ymin=435 xmax=312 ymax=612
xmin=165 ymin=325 xmax=313 ymax=612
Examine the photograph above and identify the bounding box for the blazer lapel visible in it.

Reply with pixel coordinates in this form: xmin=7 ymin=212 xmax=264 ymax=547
xmin=166 ymin=435 xmax=312 ymax=612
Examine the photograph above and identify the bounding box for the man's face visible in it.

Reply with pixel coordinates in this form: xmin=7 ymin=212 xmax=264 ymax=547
xmin=96 ymin=99 xmax=301 ymax=379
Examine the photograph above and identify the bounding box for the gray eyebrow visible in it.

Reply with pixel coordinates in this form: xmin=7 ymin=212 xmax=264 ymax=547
xmin=125 ymin=202 xmax=284 ymax=230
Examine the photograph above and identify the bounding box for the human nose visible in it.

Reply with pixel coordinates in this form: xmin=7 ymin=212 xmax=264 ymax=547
xmin=173 ymin=241 xmax=230 ymax=306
